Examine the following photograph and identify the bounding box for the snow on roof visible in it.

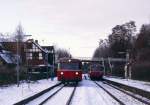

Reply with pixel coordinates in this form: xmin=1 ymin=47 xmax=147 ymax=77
xmin=0 ymin=52 xmax=17 ymax=64
xmin=26 ymin=39 xmax=50 ymax=53
xmin=32 ymin=41 xmax=48 ymax=53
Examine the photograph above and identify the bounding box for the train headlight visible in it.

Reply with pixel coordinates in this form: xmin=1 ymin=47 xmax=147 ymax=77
xmin=75 ymin=72 xmax=79 ymax=75
xmin=60 ymin=72 xmax=64 ymax=75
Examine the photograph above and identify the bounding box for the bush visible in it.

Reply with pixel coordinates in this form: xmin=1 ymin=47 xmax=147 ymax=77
xmin=111 ymin=62 xmax=125 ymax=77
xmin=0 ymin=66 xmax=16 ymax=85
xmin=132 ymin=62 xmax=150 ymax=81
xmin=0 ymin=65 xmax=28 ymax=85
xmin=0 ymin=65 xmax=53 ymax=86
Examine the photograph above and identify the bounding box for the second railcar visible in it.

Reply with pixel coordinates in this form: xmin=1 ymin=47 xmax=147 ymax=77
xmin=89 ymin=63 xmax=104 ymax=80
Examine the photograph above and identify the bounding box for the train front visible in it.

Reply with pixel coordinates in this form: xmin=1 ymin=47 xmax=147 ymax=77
xmin=89 ymin=64 xmax=104 ymax=80
xmin=57 ymin=58 xmax=82 ymax=83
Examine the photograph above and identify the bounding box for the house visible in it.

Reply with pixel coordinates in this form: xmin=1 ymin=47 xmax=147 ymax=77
xmin=1 ymin=39 xmax=55 ymax=69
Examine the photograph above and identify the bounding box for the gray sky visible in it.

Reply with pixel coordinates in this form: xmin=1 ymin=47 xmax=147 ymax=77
xmin=0 ymin=0 xmax=150 ymax=57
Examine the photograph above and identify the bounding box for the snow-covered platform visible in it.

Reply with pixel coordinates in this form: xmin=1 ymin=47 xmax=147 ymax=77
xmin=104 ymin=76 xmax=150 ymax=92
xmin=0 ymin=78 xmax=59 ymax=105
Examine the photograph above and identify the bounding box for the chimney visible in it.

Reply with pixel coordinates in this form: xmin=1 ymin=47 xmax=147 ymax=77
xmin=35 ymin=40 xmax=38 ymax=44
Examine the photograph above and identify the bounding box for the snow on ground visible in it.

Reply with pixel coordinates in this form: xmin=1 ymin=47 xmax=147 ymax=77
xmin=97 ymin=82 xmax=146 ymax=105
xmin=71 ymin=80 xmax=119 ymax=105
xmin=0 ymin=78 xmax=59 ymax=105
xmin=27 ymin=84 xmax=64 ymax=105
xmin=104 ymin=76 xmax=150 ymax=92
xmin=44 ymin=86 xmax=74 ymax=105
xmin=1 ymin=75 xmax=149 ymax=105
xmin=24 ymin=79 xmax=120 ymax=105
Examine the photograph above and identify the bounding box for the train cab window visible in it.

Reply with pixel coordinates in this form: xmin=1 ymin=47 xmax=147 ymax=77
xmin=91 ymin=65 xmax=103 ymax=71
xmin=58 ymin=63 xmax=60 ymax=69
xmin=79 ymin=62 xmax=82 ymax=69
xmin=60 ymin=62 xmax=80 ymax=70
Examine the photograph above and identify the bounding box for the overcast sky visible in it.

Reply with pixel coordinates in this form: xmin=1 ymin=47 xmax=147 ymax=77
xmin=0 ymin=0 xmax=150 ymax=57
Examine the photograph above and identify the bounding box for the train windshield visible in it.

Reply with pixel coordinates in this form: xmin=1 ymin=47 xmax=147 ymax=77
xmin=60 ymin=62 xmax=80 ymax=70
xmin=91 ymin=65 xmax=103 ymax=71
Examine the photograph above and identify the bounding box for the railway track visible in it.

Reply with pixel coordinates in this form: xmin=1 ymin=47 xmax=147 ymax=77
xmin=66 ymin=85 xmax=77 ymax=105
xmin=94 ymin=81 xmax=125 ymax=105
xmin=14 ymin=83 xmax=62 ymax=105
xmin=103 ymin=81 xmax=150 ymax=105
xmin=104 ymin=78 xmax=150 ymax=99
xmin=15 ymin=83 xmax=77 ymax=105
xmin=38 ymin=85 xmax=65 ymax=105
xmin=94 ymin=81 xmax=149 ymax=105
xmin=38 ymin=84 xmax=77 ymax=105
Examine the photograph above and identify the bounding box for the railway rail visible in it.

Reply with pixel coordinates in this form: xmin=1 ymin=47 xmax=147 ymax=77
xmin=104 ymin=78 xmax=150 ymax=99
xmin=14 ymin=83 xmax=77 ymax=105
xmin=39 ymin=84 xmax=77 ymax=105
xmin=65 ymin=85 xmax=77 ymax=105
xmin=95 ymin=81 xmax=150 ymax=105
xmin=14 ymin=83 xmax=62 ymax=105
xmin=38 ymin=85 xmax=65 ymax=105
xmin=103 ymin=81 xmax=150 ymax=105
xmin=94 ymin=81 xmax=125 ymax=105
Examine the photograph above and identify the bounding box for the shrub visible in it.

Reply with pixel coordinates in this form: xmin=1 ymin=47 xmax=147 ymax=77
xmin=132 ymin=62 xmax=150 ymax=81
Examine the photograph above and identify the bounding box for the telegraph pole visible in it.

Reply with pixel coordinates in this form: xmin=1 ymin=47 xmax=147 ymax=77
xmin=52 ymin=47 xmax=55 ymax=81
xmin=16 ymin=38 xmax=19 ymax=87
xmin=16 ymin=34 xmax=31 ymax=87
xmin=46 ymin=52 xmax=49 ymax=80
xmin=108 ymin=57 xmax=113 ymax=75
xmin=102 ymin=58 xmax=106 ymax=75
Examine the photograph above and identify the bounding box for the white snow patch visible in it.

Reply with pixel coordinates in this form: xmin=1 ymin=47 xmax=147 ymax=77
xmin=71 ymin=80 xmax=119 ymax=105
xmin=104 ymin=77 xmax=150 ymax=92
xmin=0 ymin=78 xmax=59 ymax=105
xmin=44 ymin=86 xmax=74 ymax=105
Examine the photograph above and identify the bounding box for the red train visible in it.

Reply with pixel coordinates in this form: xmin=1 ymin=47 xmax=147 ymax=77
xmin=57 ymin=58 xmax=82 ymax=83
xmin=88 ymin=63 xmax=104 ymax=80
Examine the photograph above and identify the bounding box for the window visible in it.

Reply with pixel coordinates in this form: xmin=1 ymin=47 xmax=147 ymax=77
xmin=91 ymin=64 xmax=103 ymax=71
xmin=26 ymin=43 xmax=32 ymax=49
xmin=39 ymin=53 xmax=43 ymax=60
xmin=60 ymin=62 xmax=80 ymax=70
xmin=26 ymin=53 xmax=32 ymax=60
xmin=36 ymin=48 xmax=39 ymax=52
xmin=33 ymin=52 xmax=39 ymax=59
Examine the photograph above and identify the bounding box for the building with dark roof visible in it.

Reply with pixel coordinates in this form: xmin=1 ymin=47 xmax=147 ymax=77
xmin=1 ymin=39 xmax=55 ymax=68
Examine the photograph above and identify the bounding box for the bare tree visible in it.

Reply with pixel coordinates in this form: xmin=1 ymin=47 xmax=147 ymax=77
xmin=13 ymin=24 xmax=25 ymax=42
xmin=93 ymin=39 xmax=111 ymax=58
xmin=0 ymin=33 xmax=13 ymax=42
xmin=55 ymin=48 xmax=72 ymax=60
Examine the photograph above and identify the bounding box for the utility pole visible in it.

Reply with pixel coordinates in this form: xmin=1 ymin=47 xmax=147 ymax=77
xmin=46 ymin=52 xmax=49 ymax=79
xmin=108 ymin=57 xmax=113 ymax=75
xmin=102 ymin=58 xmax=106 ymax=75
xmin=52 ymin=47 xmax=55 ymax=81
xmin=16 ymin=38 xmax=19 ymax=87
xmin=16 ymin=34 xmax=31 ymax=87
